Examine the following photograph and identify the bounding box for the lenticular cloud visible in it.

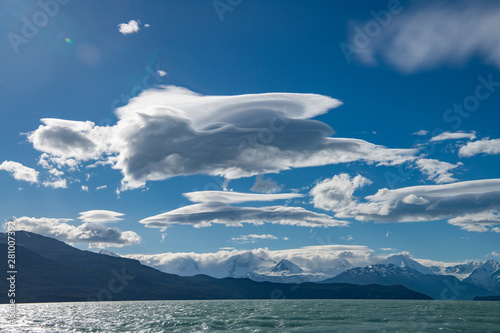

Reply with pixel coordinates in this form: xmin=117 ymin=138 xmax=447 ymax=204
xmin=27 ymin=86 xmax=417 ymax=190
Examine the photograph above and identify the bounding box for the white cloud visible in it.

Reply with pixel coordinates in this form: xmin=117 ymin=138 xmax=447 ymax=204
xmin=448 ymin=211 xmax=500 ymax=232
xmin=81 ymin=185 xmax=88 ymax=192
xmin=125 ymin=244 xmax=377 ymax=279
xmin=27 ymin=86 xmax=419 ymax=191
xmin=354 ymin=1 xmax=500 ymax=72
xmin=430 ymin=131 xmax=476 ymax=142
xmin=309 ymin=173 xmax=372 ymax=211
xmin=78 ymin=210 xmax=124 ymax=223
xmin=49 ymin=168 xmax=64 ymax=177
xmin=156 ymin=70 xmax=167 ymax=77
xmin=10 ymin=216 xmax=140 ymax=248
xmin=96 ymin=185 xmax=107 ymax=191
xmin=144 ymin=24 xmax=150 ymax=28
xmin=415 ymin=158 xmax=462 ymax=184
xmin=251 ymin=175 xmax=283 ymax=193
xmin=118 ymin=20 xmax=140 ymax=35
xmin=28 ymin=119 xmax=114 ymax=163
xmin=459 ymin=138 xmax=500 ymax=157
xmin=231 ymin=234 xmax=279 ymax=244
xmin=183 ymin=190 xmax=303 ymax=204
xmin=402 ymin=194 xmax=429 ymax=205
xmin=0 ymin=160 xmax=39 ymax=183
xmin=413 ymin=130 xmax=429 ymax=136
xmin=490 ymin=251 xmax=500 ymax=256
xmin=381 ymin=248 xmax=396 ymax=251
xmin=43 ymin=178 xmax=67 ymax=189
xmin=140 ymin=202 xmax=348 ymax=230
xmin=325 ymin=179 xmax=500 ymax=232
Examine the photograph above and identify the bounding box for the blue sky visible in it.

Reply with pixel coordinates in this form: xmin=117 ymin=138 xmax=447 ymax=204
xmin=1 ymin=0 xmax=500 ymax=263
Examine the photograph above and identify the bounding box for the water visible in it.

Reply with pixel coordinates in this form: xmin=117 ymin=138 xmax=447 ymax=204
xmin=0 ymin=299 xmax=499 ymax=332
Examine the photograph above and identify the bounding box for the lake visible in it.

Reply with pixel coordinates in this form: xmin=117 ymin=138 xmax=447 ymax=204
xmin=1 ymin=299 xmax=499 ymax=332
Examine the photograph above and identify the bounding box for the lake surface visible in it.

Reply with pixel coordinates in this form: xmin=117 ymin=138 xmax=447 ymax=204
xmin=1 ymin=299 xmax=499 ymax=332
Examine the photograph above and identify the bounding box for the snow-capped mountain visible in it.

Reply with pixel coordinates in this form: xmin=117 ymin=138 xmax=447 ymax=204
xmin=320 ymin=264 xmax=494 ymax=300
xmin=271 ymin=259 xmax=303 ymax=274
xmin=379 ymin=254 xmax=435 ymax=275
xmin=463 ymin=259 xmax=500 ymax=292
xmin=98 ymin=249 xmax=121 ymax=257
xmin=127 ymin=250 xmax=500 ymax=296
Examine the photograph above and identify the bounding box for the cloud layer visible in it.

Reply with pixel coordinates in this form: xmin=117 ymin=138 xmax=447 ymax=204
xmin=27 ymin=86 xmax=420 ymax=191
xmin=140 ymin=202 xmax=348 ymax=230
xmin=78 ymin=210 xmax=125 ymax=223
xmin=183 ymin=190 xmax=303 ymax=204
xmin=311 ymin=176 xmax=500 ymax=232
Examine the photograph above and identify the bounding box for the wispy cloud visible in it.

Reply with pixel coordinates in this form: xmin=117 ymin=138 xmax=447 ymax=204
xmin=251 ymin=175 xmax=283 ymax=193
xmin=78 ymin=210 xmax=125 ymax=223
xmin=415 ymin=158 xmax=462 ymax=184
xmin=42 ymin=178 xmax=67 ymax=189
xmin=183 ymin=191 xmax=303 ymax=204
xmin=0 ymin=160 xmax=39 ymax=183
xmin=231 ymin=234 xmax=279 ymax=244
xmin=430 ymin=131 xmax=476 ymax=142
xmin=354 ymin=1 xmax=500 ymax=72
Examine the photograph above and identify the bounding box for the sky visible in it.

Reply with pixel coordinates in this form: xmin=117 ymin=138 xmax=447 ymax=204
xmin=1 ymin=0 xmax=500 ymax=264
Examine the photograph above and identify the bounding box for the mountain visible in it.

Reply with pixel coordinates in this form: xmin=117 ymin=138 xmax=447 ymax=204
xmin=99 ymin=249 xmax=121 ymax=257
xmin=127 ymin=251 xmax=354 ymax=283
xmin=320 ymin=264 xmax=494 ymax=300
xmin=379 ymin=254 xmax=435 ymax=275
xmin=0 ymin=232 xmax=431 ymax=303
xmin=271 ymin=259 xmax=303 ymax=274
xmin=463 ymin=259 xmax=500 ymax=293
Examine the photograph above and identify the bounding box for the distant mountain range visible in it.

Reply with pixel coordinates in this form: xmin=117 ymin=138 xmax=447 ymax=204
xmin=0 ymin=232 xmax=431 ymax=303
xmin=126 ymin=248 xmax=500 ymax=301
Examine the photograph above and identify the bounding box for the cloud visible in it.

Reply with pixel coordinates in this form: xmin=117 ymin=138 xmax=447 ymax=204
xmin=324 ymin=178 xmax=500 ymax=232
xmin=27 ymin=86 xmax=419 ymax=191
xmin=125 ymin=244 xmax=378 ymax=279
xmin=448 ymin=211 xmax=500 ymax=232
xmin=81 ymin=185 xmax=88 ymax=192
xmin=309 ymin=173 xmax=372 ymax=211
xmin=430 ymin=131 xmax=476 ymax=142
xmin=459 ymin=138 xmax=500 ymax=157
xmin=183 ymin=190 xmax=303 ymax=204
xmin=415 ymin=158 xmax=462 ymax=184
xmin=402 ymin=194 xmax=429 ymax=205
xmin=156 ymin=70 xmax=167 ymax=77
xmin=251 ymin=175 xmax=283 ymax=193
xmin=118 ymin=20 xmax=140 ymax=35
xmin=490 ymin=251 xmax=500 ymax=257
xmin=354 ymin=1 xmax=500 ymax=72
xmin=231 ymin=234 xmax=279 ymax=244
xmin=140 ymin=202 xmax=348 ymax=230
xmin=96 ymin=185 xmax=107 ymax=191
xmin=78 ymin=210 xmax=125 ymax=223
xmin=28 ymin=119 xmax=114 ymax=163
xmin=0 ymin=160 xmax=39 ymax=183
xmin=42 ymin=178 xmax=67 ymax=189
xmin=413 ymin=130 xmax=429 ymax=136
xmin=10 ymin=217 xmax=141 ymax=248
